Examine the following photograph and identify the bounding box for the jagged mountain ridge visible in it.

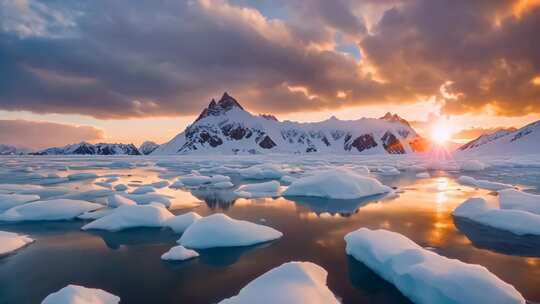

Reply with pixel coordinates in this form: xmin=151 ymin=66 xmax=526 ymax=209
xmin=33 ymin=142 xmax=141 ymax=155
xmin=458 ymin=121 xmax=540 ymax=154
xmin=153 ymin=93 xmax=427 ymax=155
xmin=139 ymin=141 xmax=160 ymax=155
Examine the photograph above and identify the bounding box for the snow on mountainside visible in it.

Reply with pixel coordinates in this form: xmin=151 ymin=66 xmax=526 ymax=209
xmin=33 ymin=142 xmax=141 ymax=155
xmin=153 ymin=93 xmax=427 ymax=155
xmin=458 ymin=121 xmax=540 ymax=155
xmin=139 ymin=141 xmax=160 ymax=155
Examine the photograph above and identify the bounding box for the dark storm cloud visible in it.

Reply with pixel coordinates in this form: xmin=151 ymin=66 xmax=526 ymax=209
xmin=0 ymin=119 xmax=104 ymax=149
xmin=0 ymin=0 xmax=538 ymax=118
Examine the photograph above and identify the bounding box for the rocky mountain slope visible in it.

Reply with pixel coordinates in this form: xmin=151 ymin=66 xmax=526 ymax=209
xmin=153 ymin=93 xmax=427 ymax=155
xmin=139 ymin=141 xmax=160 ymax=155
xmin=458 ymin=121 xmax=540 ymax=154
xmin=33 ymin=142 xmax=141 ymax=155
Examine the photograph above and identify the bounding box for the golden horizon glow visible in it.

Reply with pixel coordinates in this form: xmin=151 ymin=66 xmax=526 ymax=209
xmin=430 ymin=120 xmax=453 ymax=144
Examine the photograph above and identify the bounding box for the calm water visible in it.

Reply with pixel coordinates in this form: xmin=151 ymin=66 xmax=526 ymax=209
xmin=1 ymin=158 xmax=540 ymax=303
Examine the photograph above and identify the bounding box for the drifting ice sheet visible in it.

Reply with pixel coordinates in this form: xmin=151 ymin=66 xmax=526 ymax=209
xmin=457 ymin=176 xmax=514 ymax=191
xmin=219 ymin=261 xmax=339 ymax=304
xmin=235 ymin=181 xmax=281 ymax=198
xmin=0 ymin=199 xmax=102 ymax=222
xmin=0 ymin=194 xmax=40 ymax=211
xmin=82 ymin=204 xmax=174 ymax=231
xmin=453 ymin=197 xmax=540 ymax=236
xmin=345 ymin=228 xmax=525 ymax=304
xmin=161 ymin=245 xmax=199 ymax=261
xmin=164 ymin=212 xmax=202 ymax=233
xmin=179 ymin=213 xmax=282 ymax=249
xmin=41 ymin=284 xmax=120 ymax=304
xmin=283 ymin=169 xmax=391 ymax=200
xmin=498 ymin=189 xmax=540 ymax=215
xmin=0 ymin=231 xmax=34 ymax=255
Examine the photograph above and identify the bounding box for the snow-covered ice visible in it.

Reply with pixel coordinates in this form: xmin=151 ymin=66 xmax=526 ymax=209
xmin=218 ymin=262 xmax=339 ymax=304
xmin=235 ymin=181 xmax=281 ymax=198
xmin=498 ymin=189 xmax=540 ymax=215
xmin=237 ymin=164 xmax=285 ymax=180
xmin=283 ymin=168 xmax=391 ymax=200
xmin=161 ymin=245 xmax=199 ymax=261
xmin=113 ymin=184 xmax=128 ymax=191
xmin=0 ymin=231 xmax=34 ymax=256
xmin=460 ymin=160 xmax=486 ymax=171
xmin=453 ymin=197 xmax=540 ymax=236
xmin=106 ymin=194 xmax=136 ymax=208
xmin=179 ymin=213 xmax=283 ymax=249
xmin=457 ymin=176 xmax=514 ymax=191
xmin=41 ymin=284 xmax=120 ymax=304
xmin=376 ymin=166 xmax=400 ymax=176
xmin=67 ymin=173 xmax=99 ymax=181
xmin=164 ymin=211 xmax=202 ymax=233
xmin=0 ymin=199 xmax=102 ymax=222
xmin=82 ymin=204 xmax=174 ymax=231
xmin=130 ymin=185 xmax=155 ymax=194
xmin=345 ymin=228 xmax=525 ymax=304
xmin=0 ymin=194 xmax=40 ymax=211
xmin=178 ymin=175 xmax=212 ymax=187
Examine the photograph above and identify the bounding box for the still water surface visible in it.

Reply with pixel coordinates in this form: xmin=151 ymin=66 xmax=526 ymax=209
xmin=1 ymin=164 xmax=539 ymax=303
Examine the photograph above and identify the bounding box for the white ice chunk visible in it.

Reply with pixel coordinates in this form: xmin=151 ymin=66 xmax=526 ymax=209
xmin=130 ymin=185 xmax=155 ymax=194
xmin=0 ymin=194 xmax=40 ymax=211
xmin=415 ymin=172 xmax=430 ymax=178
xmin=219 ymin=262 xmax=339 ymax=304
xmin=453 ymin=197 xmax=540 ymax=236
xmin=0 ymin=231 xmax=34 ymax=255
xmin=106 ymin=194 xmax=137 ymax=208
xmin=211 ymin=181 xmax=234 ymax=189
xmin=161 ymin=245 xmax=199 ymax=261
xmin=280 ymin=175 xmax=296 ymax=185
xmin=283 ymin=169 xmax=391 ymax=200
xmin=113 ymin=184 xmax=128 ymax=191
xmin=41 ymin=284 xmax=120 ymax=304
xmin=238 ymin=164 xmax=285 ymax=180
xmin=179 ymin=213 xmax=282 ymax=249
xmin=0 ymin=199 xmax=102 ymax=222
xmin=235 ymin=181 xmax=281 ymax=198
xmin=178 ymin=175 xmax=212 ymax=187
xmin=81 ymin=204 xmax=174 ymax=232
xmin=77 ymin=208 xmax=114 ymax=220
xmin=460 ymin=160 xmax=486 ymax=171
xmin=67 ymin=173 xmax=99 ymax=181
xmin=210 ymin=175 xmax=231 ymax=183
xmin=123 ymin=193 xmax=172 ymax=207
xmin=457 ymin=176 xmax=514 ymax=191
xmin=345 ymin=228 xmax=525 ymax=304
xmin=498 ymin=189 xmax=540 ymax=215
xmin=164 ymin=211 xmax=202 ymax=233
xmin=376 ymin=166 xmax=400 ymax=176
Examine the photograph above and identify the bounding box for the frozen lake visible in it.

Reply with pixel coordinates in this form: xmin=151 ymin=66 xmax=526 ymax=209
xmin=0 ymin=155 xmax=539 ymax=303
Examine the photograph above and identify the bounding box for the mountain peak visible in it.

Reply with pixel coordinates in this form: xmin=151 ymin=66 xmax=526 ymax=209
xmin=195 ymin=92 xmax=245 ymax=122
xmin=379 ymin=112 xmax=410 ymax=126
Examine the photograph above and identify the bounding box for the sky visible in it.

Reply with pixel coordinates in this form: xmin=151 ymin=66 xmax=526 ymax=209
xmin=1 ymin=0 xmax=539 ymax=149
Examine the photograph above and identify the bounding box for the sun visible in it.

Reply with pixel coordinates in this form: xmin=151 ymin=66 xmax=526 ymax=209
xmin=430 ymin=121 xmax=452 ymax=144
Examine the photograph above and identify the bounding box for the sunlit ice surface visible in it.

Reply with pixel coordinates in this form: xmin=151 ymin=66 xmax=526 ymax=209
xmin=0 ymin=154 xmax=539 ymax=303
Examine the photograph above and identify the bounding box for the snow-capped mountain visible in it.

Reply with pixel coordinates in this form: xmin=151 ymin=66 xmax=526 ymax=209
xmin=153 ymin=93 xmax=427 ymax=155
xmin=0 ymin=144 xmax=31 ymax=155
xmin=139 ymin=141 xmax=160 ymax=155
xmin=33 ymin=142 xmax=141 ymax=155
xmin=458 ymin=121 xmax=540 ymax=154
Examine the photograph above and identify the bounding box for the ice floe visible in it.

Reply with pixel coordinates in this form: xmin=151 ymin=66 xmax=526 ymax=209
xmin=67 ymin=173 xmax=99 ymax=181
xmin=123 ymin=193 xmax=172 ymax=207
xmin=179 ymin=213 xmax=282 ymax=249
xmin=130 ymin=185 xmax=155 ymax=194
xmin=415 ymin=172 xmax=430 ymax=178
xmin=106 ymin=194 xmax=136 ymax=208
xmin=457 ymin=175 xmax=514 ymax=191
xmin=82 ymin=204 xmax=174 ymax=232
xmin=376 ymin=166 xmax=400 ymax=176
xmin=161 ymin=245 xmax=199 ymax=261
xmin=0 ymin=231 xmax=34 ymax=256
xmin=113 ymin=184 xmax=128 ymax=191
xmin=498 ymin=189 xmax=540 ymax=215
xmin=0 ymin=199 xmax=102 ymax=222
xmin=453 ymin=197 xmax=540 ymax=236
xmin=460 ymin=160 xmax=486 ymax=171
xmin=345 ymin=228 xmax=525 ymax=304
xmin=235 ymin=181 xmax=281 ymax=198
xmin=283 ymin=169 xmax=391 ymax=200
xmin=0 ymin=194 xmax=40 ymax=211
xmin=164 ymin=211 xmax=202 ymax=233
xmin=219 ymin=262 xmax=339 ymax=304
xmin=237 ymin=164 xmax=285 ymax=180
xmin=41 ymin=284 xmax=120 ymax=304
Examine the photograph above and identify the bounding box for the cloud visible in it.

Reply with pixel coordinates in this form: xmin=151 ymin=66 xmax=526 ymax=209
xmin=0 ymin=0 xmax=538 ymax=119
xmin=0 ymin=119 xmax=104 ymax=149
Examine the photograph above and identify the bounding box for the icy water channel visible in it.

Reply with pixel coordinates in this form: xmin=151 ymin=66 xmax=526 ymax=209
xmin=0 ymin=156 xmax=539 ymax=303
